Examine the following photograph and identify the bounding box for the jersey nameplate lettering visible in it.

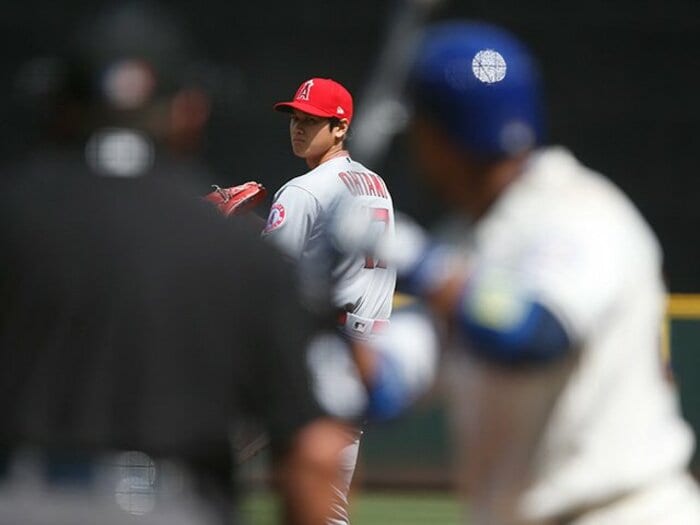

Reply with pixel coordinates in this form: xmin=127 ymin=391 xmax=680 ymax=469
xmin=338 ymin=171 xmax=389 ymax=198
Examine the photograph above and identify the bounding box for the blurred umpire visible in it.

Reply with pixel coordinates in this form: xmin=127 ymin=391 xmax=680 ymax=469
xmin=0 ymin=3 xmax=347 ymax=524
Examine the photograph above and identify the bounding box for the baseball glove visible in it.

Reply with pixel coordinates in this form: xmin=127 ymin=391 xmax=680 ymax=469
xmin=203 ymin=182 xmax=267 ymax=217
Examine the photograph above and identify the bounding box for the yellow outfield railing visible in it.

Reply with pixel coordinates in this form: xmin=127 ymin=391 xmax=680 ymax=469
xmin=393 ymin=292 xmax=416 ymax=309
xmin=665 ymin=294 xmax=700 ymax=364
xmin=668 ymin=294 xmax=700 ymax=319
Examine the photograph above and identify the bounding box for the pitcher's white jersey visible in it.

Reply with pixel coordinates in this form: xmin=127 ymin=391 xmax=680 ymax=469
xmin=443 ymin=147 xmax=698 ymax=523
xmin=263 ymin=155 xmax=396 ymax=322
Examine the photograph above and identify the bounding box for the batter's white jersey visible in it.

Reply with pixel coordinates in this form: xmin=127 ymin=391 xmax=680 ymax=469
xmin=263 ymin=155 xmax=396 ymax=323
xmin=441 ymin=147 xmax=699 ymax=524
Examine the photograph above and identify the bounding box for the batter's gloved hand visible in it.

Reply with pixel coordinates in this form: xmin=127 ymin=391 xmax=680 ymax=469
xmin=203 ymin=182 xmax=267 ymax=217
xmin=331 ymin=204 xmax=462 ymax=297
xmin=387 ymin=214 xmax=464 ymax=297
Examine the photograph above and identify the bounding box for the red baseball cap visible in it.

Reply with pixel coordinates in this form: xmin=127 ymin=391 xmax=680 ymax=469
xmin=274 ymin=78 xmax=353 ymax=123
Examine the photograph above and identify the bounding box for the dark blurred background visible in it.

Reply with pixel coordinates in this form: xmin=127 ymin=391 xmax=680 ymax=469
xmin=1 ymin=0 xmax=699 ymax=291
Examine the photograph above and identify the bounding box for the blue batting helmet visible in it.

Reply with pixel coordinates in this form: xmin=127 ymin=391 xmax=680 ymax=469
xmin=409 ymin=21 xmax=545 ymax=158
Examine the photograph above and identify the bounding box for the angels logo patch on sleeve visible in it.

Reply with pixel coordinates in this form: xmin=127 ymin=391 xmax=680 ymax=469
xmin=264 ymin=203 xmax=286 ymax=233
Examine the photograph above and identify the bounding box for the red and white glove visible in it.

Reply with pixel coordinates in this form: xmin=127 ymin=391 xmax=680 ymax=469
xmin=203 ymin=182 xmax=267 ymax=217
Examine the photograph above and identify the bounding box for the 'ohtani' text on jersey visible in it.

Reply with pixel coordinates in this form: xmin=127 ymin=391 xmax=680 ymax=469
xmin=338 ymin=171 xmax=389 ymax=199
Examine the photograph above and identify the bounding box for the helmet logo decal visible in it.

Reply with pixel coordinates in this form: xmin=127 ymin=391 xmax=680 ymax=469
xmin=296 ymin=79 xmax=314 ymax=101
xmin=472 ymin=49 xmax=507 ymax=84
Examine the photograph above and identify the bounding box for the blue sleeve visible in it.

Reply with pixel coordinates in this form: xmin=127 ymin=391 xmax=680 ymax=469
xmin=456 ymin=284 xmax=572 ymax=364
xmin=364 ymin=352 xmax=410 ymax=421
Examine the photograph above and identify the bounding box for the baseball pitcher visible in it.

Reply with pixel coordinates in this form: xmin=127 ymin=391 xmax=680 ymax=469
xmin=263 ymin=78 xmax=397 ymax=525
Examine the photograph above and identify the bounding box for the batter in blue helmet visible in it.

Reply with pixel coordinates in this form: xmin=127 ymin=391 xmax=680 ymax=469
xmin=346 ymin=20 xmax=700 ymax=524
xmin=411 ymin=21 xmax=544 ymax=160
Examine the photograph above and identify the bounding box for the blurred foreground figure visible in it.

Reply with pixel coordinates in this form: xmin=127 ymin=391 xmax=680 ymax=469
xmin=0 ymin=4 xmax=347 ymax=524
xmin=366 ymin=21 xmax=700 ymax=524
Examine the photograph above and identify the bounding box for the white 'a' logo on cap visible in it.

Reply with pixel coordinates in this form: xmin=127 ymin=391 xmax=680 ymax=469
xmin=296 ymin=79 xmax=314 ymax=101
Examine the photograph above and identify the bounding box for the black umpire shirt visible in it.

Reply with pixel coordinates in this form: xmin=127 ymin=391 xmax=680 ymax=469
xmin=0 ymin=149 xmax=325 ymax=496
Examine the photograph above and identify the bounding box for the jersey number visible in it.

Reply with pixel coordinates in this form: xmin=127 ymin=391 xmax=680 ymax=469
xmin=364 ymin=207 xmax=390 ymax=269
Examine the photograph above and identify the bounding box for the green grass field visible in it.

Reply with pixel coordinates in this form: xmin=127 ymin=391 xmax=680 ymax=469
xmin=242 ymin=491 xmax=461 ymax=525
